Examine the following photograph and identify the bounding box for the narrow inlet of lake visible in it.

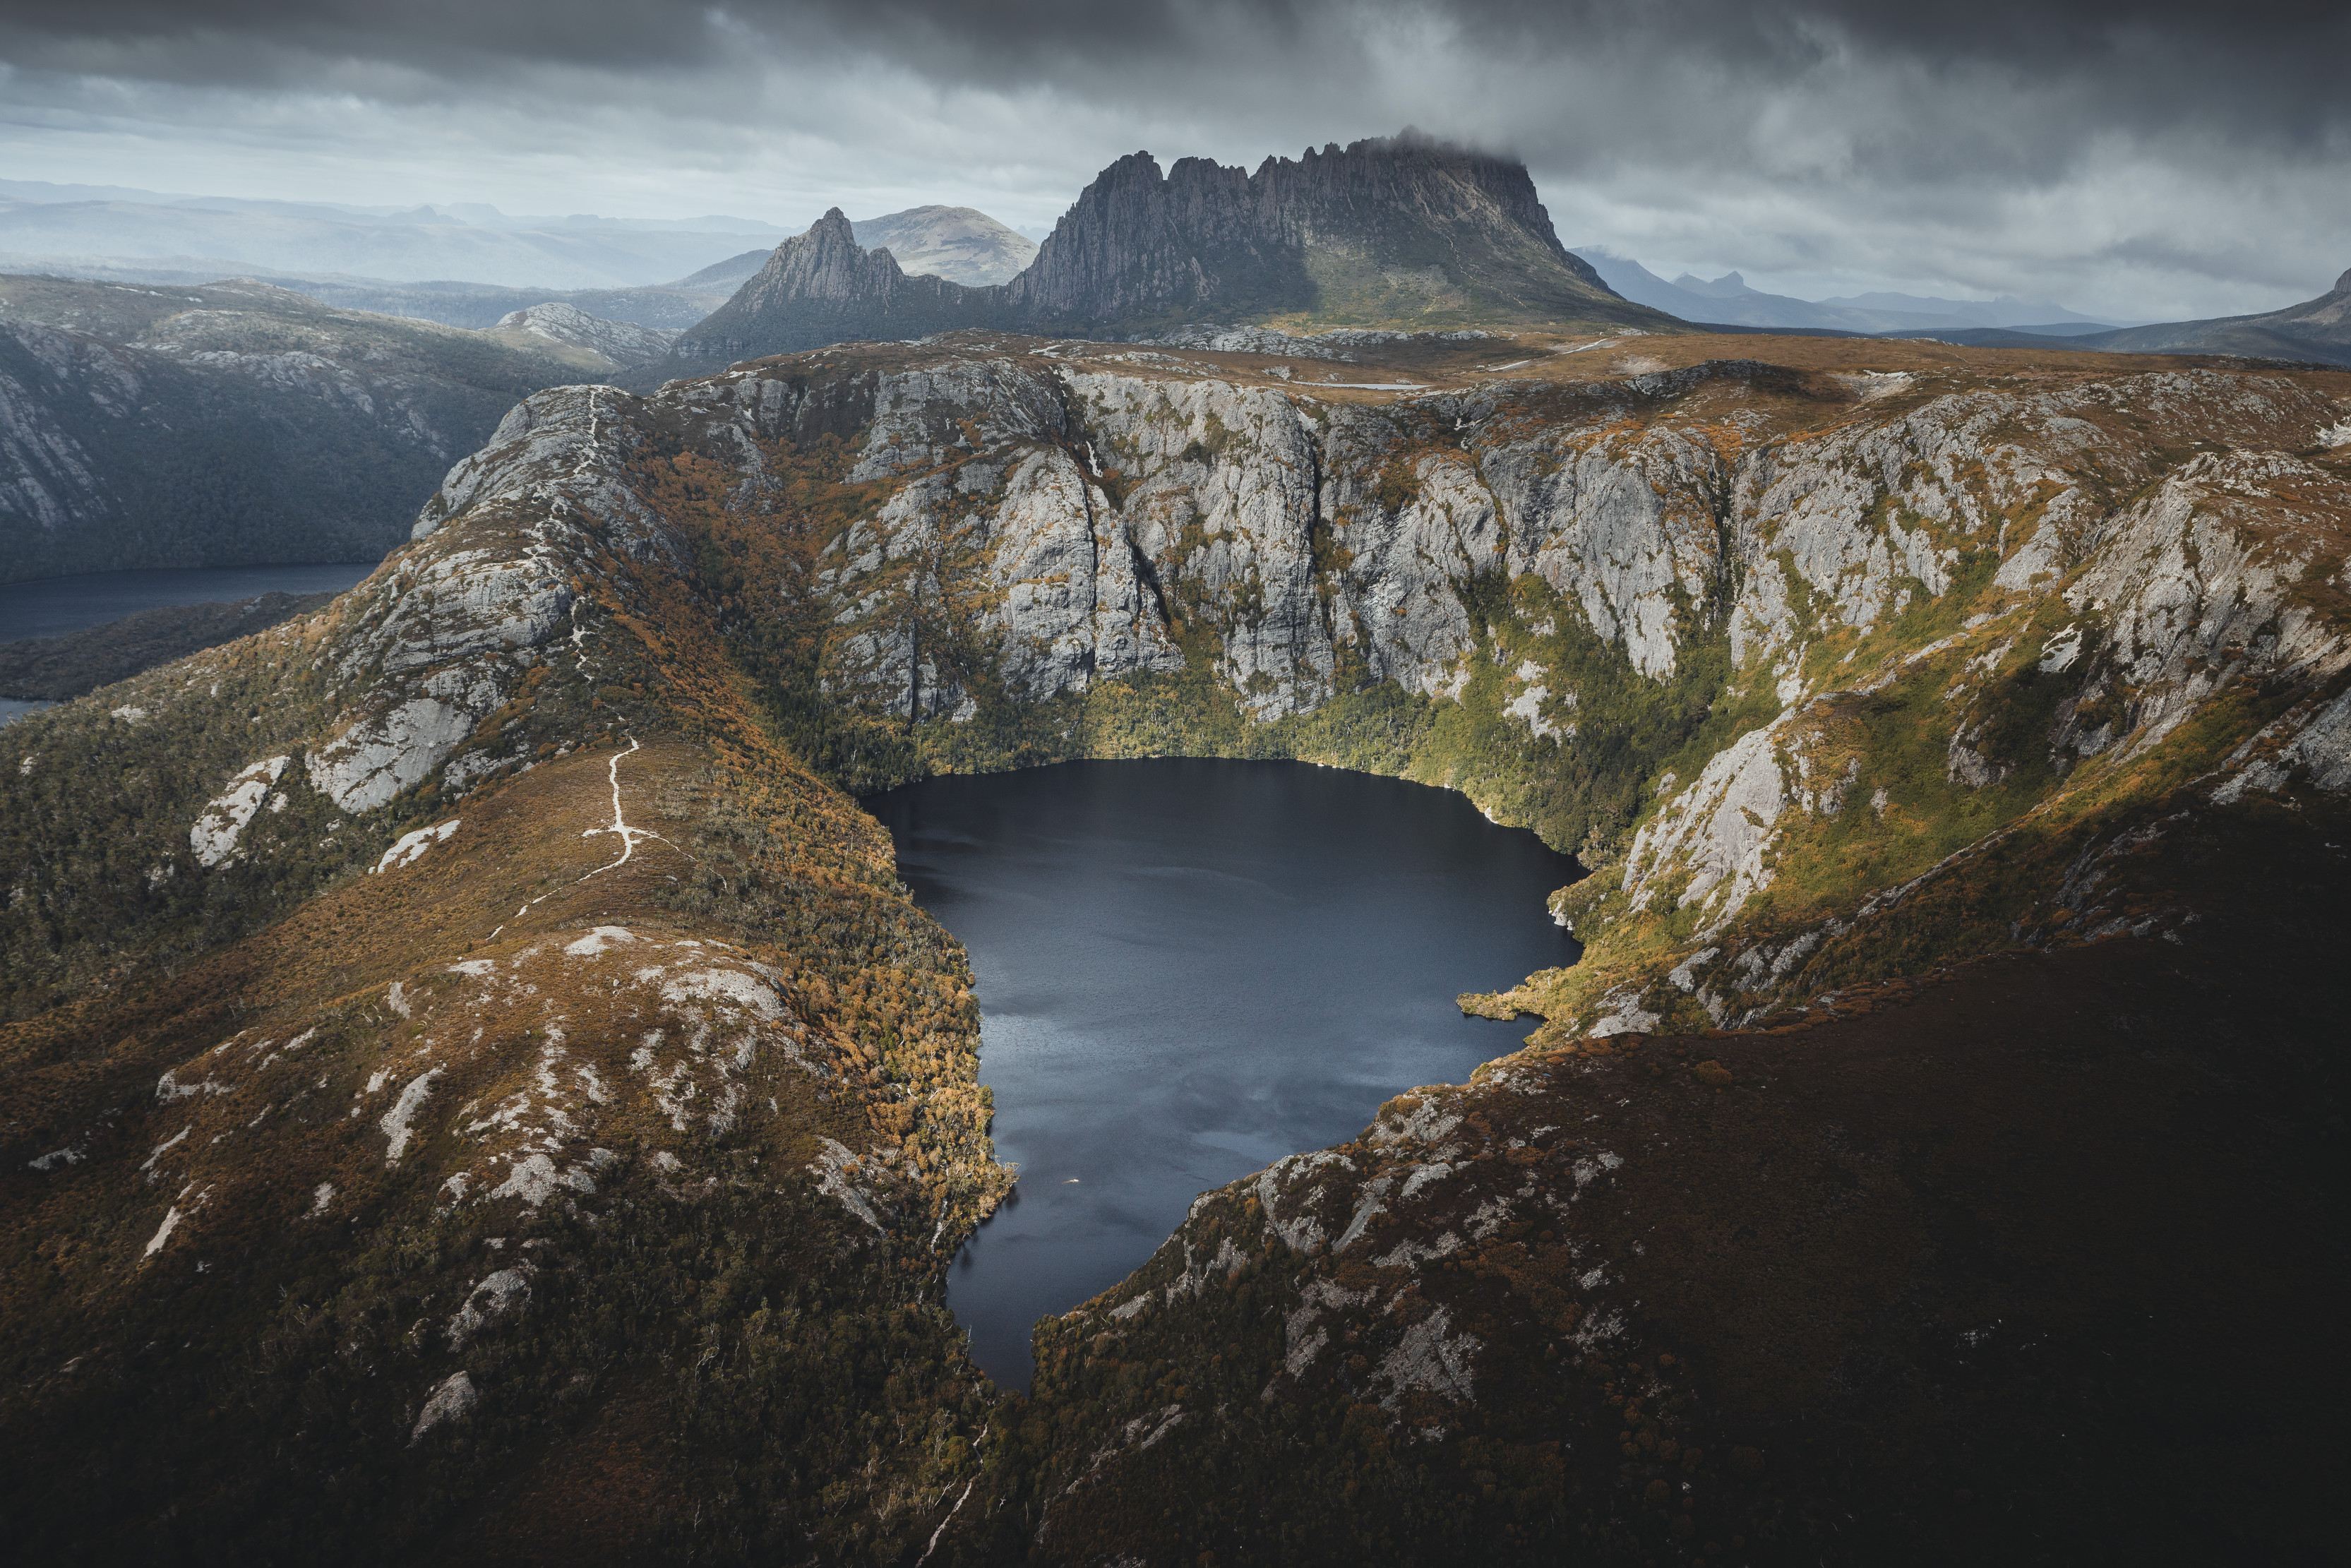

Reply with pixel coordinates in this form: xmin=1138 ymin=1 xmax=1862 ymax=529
xmin=866 ymin=758 xmax=1581 ymax=1388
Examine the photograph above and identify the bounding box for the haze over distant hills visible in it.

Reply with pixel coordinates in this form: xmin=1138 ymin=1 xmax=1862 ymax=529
xmin=0 ymin=194 xmax=1051 ymax=333
xmin=851 ymin=207 xmax=1038 ymax=287
xmin=2085 ymin=268 xmax=2351 ymax=364
xmin=0 ymin=180 xmax=793 ymax=290
xmin=1572 ymin=247 xmax=2125 ymax=335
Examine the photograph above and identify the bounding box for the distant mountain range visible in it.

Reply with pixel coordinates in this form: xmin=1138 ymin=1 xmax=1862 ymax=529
xmin=1816 ymin=270 xmax=2351 ymax=366
xmin=661 ymin=133 xmax=1667 ymax=373
xmin=1570 ymin=248 xmax=2124 ymax=335
xmin=0 ymin=184 xmax=786 ymax=292
xmin=2083 ymin=268 xmax=2351 ymax=364
xmin=0 ymin=196 xmax=1048 ymax=333
xmin=1569 ymin=245 xmax=2351 ymax=368
xmin=0 ymin=275 xmax=607 ymax=580
xmin=0 ymin=180 xmax=790 ymax=235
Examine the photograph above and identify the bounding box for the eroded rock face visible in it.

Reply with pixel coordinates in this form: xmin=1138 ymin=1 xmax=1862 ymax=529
xmin=690 ymin=357 xmax=1757 ymax=724
xmin=261 ymin=340 xmax=2342 ymax=1059
xmin=1625 ymin=718 xmax=1791 ymax=929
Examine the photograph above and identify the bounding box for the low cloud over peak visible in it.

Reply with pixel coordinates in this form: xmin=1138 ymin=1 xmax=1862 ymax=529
xmin=2 ymin=1 xmax=2344 ymax=322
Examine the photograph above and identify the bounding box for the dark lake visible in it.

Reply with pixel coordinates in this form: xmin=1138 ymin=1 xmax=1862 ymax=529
xmin=0 ymin=561 xmax=380 ymax=726
xmin=0 ymin=561 xmax=378 ymax=644
xmin=866 ymin=758 xmax=1581 ymax=1388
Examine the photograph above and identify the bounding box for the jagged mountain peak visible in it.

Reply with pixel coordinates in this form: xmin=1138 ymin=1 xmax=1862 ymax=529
xmin=1012 ymin=129 xmax=1622 ymax=320
xmin=659 ymin=130 xmax=1665 ymax=371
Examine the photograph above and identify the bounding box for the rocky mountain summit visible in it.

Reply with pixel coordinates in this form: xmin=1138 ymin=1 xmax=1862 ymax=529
xmin=661 ymin=133 xmax=1665 ymax=375
xmin=2 ymin=323 xmax=2344 ymax=1561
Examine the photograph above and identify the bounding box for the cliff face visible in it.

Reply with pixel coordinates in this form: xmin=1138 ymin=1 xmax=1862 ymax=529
xmin=1000 ymin=150 xmax=1307 ymax=328
xmin=4 ymin=327 xmax=2346 ymax=1560
xmin=657 ymin=135 xmax=1665 ymax=376
xmin=693 ymin=342 xmax=2350 ymax=1041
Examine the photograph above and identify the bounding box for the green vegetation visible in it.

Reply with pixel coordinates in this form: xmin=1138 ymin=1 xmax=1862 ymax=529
xmin=7 ymin=332 xmax=2349 ymax=1564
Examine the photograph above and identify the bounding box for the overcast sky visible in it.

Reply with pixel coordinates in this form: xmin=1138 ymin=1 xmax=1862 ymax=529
xmin=1 ymin=1 xmax=2345 ymax=322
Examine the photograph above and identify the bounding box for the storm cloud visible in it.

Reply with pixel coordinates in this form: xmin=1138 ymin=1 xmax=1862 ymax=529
xmin=2 ymin=0 xmax=2345 ymax=321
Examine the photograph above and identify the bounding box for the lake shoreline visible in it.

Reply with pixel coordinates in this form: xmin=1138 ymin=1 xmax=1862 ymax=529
xmin=868 ymin=755 xmax=1580 ymax=1387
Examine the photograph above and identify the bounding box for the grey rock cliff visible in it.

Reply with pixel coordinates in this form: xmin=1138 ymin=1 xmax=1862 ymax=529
xmin=386 ymin=340 xmax=2351 ymax=1043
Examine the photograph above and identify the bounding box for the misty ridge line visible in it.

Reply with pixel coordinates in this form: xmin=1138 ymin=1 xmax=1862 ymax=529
xmin=0 ymin=182 xmax=1039 ymax=297
xmin=0 ymin=167 xmax=2133 ymax=326
xmin=10 ymin=137 xmax=2348 ymax=371
xmin=4 ymin=0 xmax=2347 ymax=324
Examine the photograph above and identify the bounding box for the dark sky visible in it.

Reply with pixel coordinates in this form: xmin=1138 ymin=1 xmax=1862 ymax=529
xmin=2 ymin=0 xmax=2344 ymax=319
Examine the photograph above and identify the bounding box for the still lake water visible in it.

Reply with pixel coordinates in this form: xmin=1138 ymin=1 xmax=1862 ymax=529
xmin=0 ymin=561 xmax=379 ymax=642
xmin=0 ymin=561 xmax=379 ymax=726
xmin=866 ymin=758 xmax=1581 ymax=1387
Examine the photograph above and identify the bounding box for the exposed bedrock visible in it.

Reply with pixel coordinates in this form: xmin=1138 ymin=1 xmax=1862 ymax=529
xmin=6 ymin=329 xmax=2348 ymax=1566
